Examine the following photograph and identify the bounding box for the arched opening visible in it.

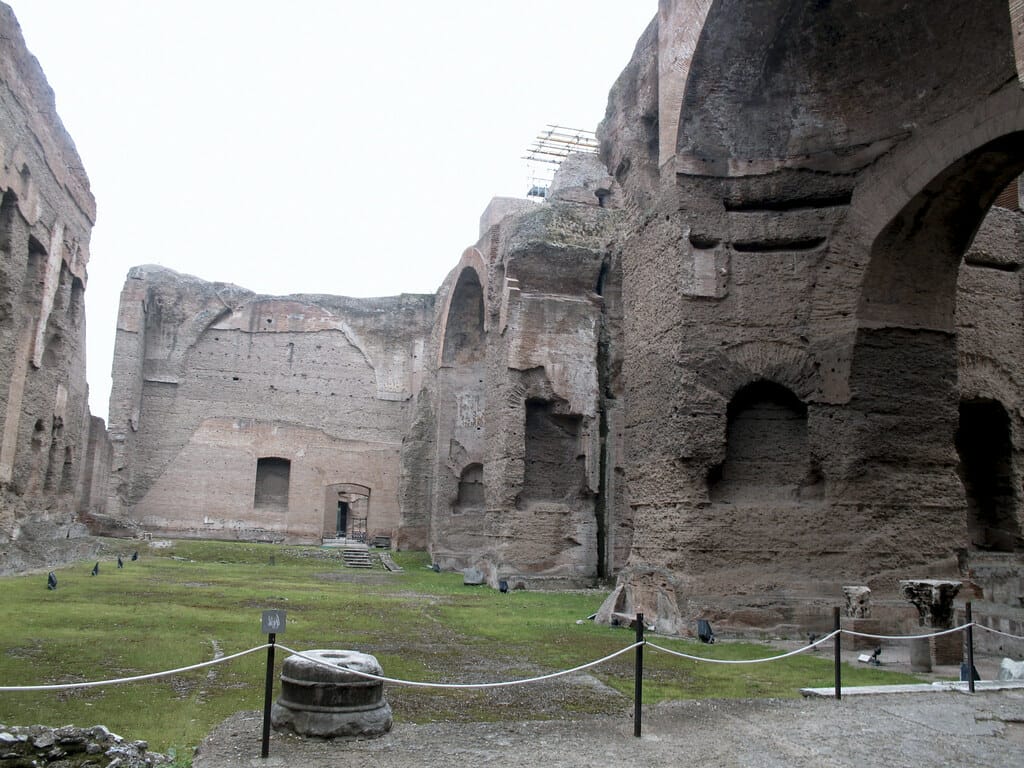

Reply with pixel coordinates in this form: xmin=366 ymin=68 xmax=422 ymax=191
xmin=709 ymin=380 xmax=815 ymax=502
xmin=956 ymin=399 xmax=1021 ymax=552
xmin=430 ymin=262 xmax=488 ymax=564
xmin=453 ymin=463 xmax=484 ymax=512
xmin=860 ymin=133 xmax=1024 ymax=332
xmin=848 ymin=130 xmax=1024 ymax=551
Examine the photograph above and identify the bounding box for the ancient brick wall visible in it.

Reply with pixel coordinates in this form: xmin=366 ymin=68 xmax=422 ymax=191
xmin=0 ymin=3 xmax=102 ymax=573
xmin=103 ymin=265 xmax=434 ymax=543
xmin=422 ymin=155 xmax=627 ymax=588
xmin=600 ymin=0 xmax=1024 ymax=634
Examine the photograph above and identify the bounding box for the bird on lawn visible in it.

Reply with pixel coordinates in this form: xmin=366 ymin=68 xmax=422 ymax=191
xmin=47 ymin=571 xmax=57 ymax=590
xmin=90 ymin=562 xmax=99 ymax=576
xmin=131 ymin=551 xmax=138 ymax=561
xmin=117 ymin=555 xmax=124 ymax=569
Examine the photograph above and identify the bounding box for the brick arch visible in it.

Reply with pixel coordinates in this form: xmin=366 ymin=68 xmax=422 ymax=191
xmin=436 ymin=248 xmax=487 ymax=368
xmin=704 ymin=340 xmax=820 ymax=405
xmin=855 ymin=126 xmax=1024 ymax=332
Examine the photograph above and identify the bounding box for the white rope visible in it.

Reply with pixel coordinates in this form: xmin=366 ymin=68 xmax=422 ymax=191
xmin=0 ymin=644 xmax=270 ymax=692
xmin=644 ymin=631 xmax=839 ymax=665
xmin=275 ymin=642 xmax=643 ymax=689
xmin=840 ymin=623 xmax=971 ymax=641
xmin=972 ymin=623 xmax=1024 ymax=641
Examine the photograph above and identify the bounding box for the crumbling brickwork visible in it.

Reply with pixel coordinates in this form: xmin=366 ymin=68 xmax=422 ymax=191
xmin=101 ymin=266 xmax=434 ymax=543
xmin=598 ymin=0 xmax=1024 ymax=634
xmin=0 ymin=3 xmax=103 ymax=574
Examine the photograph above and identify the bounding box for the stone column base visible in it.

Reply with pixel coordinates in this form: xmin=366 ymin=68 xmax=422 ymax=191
xmin=910 ymin=638 xmax=932 ymax=672
xmin=932 ymin=629 xmax=962 ymax=666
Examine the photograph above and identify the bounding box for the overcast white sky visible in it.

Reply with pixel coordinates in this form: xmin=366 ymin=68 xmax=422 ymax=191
xmin=7 ymin=1 xmax=654 ymax=421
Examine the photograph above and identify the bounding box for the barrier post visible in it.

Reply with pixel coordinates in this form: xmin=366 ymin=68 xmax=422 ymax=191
xmin=634 ymin=612 xmax=644 ymax=738
xmin=261 ymin=632 xmax=275 ymax=758
xmin=259 ymin=609 xmax=285 ymax=759
xmin=966 ymin=601 xmax=976 ymax=694
xmin=833 ymin=606 xmax=841 ymax=701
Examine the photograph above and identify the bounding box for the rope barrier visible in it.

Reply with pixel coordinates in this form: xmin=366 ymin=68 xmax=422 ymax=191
xmin=645 ymin=630 xmax=839 ymax=665
xmin=839 ymin=623 xmax=972 ymax=641
xmin=2 ymin=620 xmax=1018 ymax=695
xmin=972 ymin=623 xmax=1024 ymax=641
xmin=0 ymin=643 xmax=270 ymax=692
xmin=274 ymin=642 xmax=643 ymax=689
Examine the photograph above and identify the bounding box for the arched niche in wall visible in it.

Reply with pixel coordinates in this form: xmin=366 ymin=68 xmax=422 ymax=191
xmin=440 ymin=266 xmax=485 ymax=367
xmin=708 ymin=380 xmax=817 ymax=503
xmin=453 ymin=463 xmax=484 ymax=513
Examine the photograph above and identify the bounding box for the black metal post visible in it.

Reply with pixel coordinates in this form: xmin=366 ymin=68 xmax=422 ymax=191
xmin=966 ymin=601 xmax=976 ymax=694
xmin=634 ymin=612 xmax=644 ymax=738
xmin=261 ymin=633 xmax=276 ymax=758
xmin=833 ymin=606 xmax=841 ymax=701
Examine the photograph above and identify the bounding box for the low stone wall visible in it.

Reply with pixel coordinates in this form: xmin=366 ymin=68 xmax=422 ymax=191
xmin=0 ymin=724 xmax=167 ymax=766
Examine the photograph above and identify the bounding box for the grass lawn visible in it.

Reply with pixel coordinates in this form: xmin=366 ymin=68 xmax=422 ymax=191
xmin=0 ymin=539 xmax=922 ymax=757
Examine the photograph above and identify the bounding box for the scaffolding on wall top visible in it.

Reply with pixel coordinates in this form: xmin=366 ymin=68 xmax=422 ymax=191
xmin=523 ymin=125 xmax=599 ymax=198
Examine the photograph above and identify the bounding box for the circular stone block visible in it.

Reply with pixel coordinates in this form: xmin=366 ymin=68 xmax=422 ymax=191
xmin=271 ymin=650 xmax=393 ymax=738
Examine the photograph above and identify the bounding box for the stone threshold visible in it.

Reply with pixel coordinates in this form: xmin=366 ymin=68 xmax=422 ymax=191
xmin=801 ymin=680 xmax=1024 ymax=697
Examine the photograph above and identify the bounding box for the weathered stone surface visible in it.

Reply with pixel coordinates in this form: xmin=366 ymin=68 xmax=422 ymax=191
xmin=103 ymin=265 xmax=434 ymax=544
xmin=271 ymin=650 xmax=392 ymax=739
xmin=842 ymin=587 xmax=871 ymax=619
xmin=0 ymin=724 xmax=165 ymax=766
xmin=597 ymin=0 xmax=1024 ymax=635
xmin=0 ymin=2 xmax=107 ymax=575
xmin=7 ymin=0 xmax=1024 ymax=644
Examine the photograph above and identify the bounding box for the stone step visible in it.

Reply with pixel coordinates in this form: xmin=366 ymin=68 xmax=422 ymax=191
xmin=342 ymin=548 xmax=376 ymax=568
xmin=380 ymin=553 xmax=403 ymax=572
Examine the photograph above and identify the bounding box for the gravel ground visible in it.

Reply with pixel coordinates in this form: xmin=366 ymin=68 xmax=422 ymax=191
xmin=194 ymin=689 xmax=1024 ymax=768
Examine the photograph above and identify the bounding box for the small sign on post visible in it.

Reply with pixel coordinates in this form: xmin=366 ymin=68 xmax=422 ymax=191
xmin=262 ymin=609 xmax=286 ymax=634
xmin=260 ymin=609 xmax=286 ymax=759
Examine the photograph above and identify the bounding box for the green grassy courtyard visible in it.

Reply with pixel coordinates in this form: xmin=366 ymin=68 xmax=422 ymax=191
xmin=1 ymin=539 xmax=922 ymax=758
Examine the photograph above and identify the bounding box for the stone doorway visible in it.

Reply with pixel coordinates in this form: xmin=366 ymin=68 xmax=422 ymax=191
xmin=336 ymin=501 xmax=349 ymax=537
xmin=323 ymin=483 xmax=371 ymax=542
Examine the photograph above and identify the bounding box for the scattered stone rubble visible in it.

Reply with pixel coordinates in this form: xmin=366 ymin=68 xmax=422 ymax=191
xmin=0 ymin=724 xmax=167 ymax=767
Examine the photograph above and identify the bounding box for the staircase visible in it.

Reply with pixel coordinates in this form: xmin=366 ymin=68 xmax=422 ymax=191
xmin=341 ymin=543 xmax=375 ymax=569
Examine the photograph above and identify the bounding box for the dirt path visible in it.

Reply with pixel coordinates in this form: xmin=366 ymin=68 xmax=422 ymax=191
xmin=194 ymin=690 xmax=1024 ymax=768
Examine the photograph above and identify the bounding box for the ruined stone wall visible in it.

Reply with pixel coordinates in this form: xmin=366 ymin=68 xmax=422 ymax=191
xmin=600 ymin=0 xmax=1024 ymax=634
xmin=0 ymin=3 xmax=102 ymax=573
xmin=421 ymin=155 xmax=628 ymax=588
xmin=104 ymin=265 xmax=433 ymax=543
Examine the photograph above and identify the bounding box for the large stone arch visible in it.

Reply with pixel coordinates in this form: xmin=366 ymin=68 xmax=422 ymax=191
xmin=428 ymin=249 xmax=489 ymax=569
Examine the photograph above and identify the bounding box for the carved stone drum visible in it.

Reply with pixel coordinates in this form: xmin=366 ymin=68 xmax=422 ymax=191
xmin=271 ymin=650 xmax=392 ymax=738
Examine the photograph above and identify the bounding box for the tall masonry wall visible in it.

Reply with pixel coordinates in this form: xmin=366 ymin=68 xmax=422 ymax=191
xmin=597 ymin=0 xmax=1024 ymax=635
xmin=0 ymin=2 xmax=103 ymax=574
xmin=100 ymin=266 xmax=434 ymax=543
